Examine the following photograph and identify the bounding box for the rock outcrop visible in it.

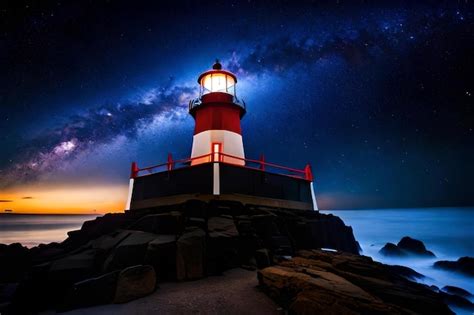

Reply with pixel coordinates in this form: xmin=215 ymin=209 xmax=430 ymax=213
xmin=379 ymin=236 xmax=436 ymax=257
xmin=114 ymin=265 xmax=157 ymax=303
xmin=386 ymin=264 xmax=425 ymax=280
xmin=0 ymin=200 xmax=360 ymax=313
xmin=258 ymin=249 xmax=454 ymax=314
xmin=442 ymin=285 xmax=472 ymax=298
xmin=3 ymin=200 xmax=456 ymax=314
xmin=61 ymin=270 xmax=120 ymax=310
xmin=176 ymin=227 xmax=206 ymax=280
xmin=0 ymin=243 xmax=30 ymax=283
xmin=434 ymin=256 xmax=474 ymax=277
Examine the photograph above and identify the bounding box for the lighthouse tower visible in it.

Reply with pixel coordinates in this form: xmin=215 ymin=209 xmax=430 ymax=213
xmin=126 ymin=60 xmax=318 ymax=212
xmin=189 ymin=60 xmax=246 ymax=165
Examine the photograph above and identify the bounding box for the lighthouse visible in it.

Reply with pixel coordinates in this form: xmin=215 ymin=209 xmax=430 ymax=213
xmin=189 ymin=60 xmax=246 ymax=166
xmin=126 ymin=61 xmax=318 ymax=212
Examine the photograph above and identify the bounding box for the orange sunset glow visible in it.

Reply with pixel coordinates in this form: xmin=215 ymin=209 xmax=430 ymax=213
xmin=0 ymin=184 xmax=127 ymax=214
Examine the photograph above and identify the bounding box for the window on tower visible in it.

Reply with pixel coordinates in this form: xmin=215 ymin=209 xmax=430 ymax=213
xmin=201 ymin=73 xmax=236 ymax=95
xmin=212 ymin=142 xmax=222 ymax=162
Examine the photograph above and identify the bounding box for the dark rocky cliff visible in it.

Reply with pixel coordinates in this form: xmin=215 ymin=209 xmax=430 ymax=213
xmin=0 ymin=200 xmax=358 ymax=313
xmin=0 ymin=200 xmax=459 ymax=314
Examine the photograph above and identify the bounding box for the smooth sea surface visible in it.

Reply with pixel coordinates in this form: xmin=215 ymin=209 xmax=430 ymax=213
xmin=0 ymin=214 xmax=99 ymax=248
xmin=323 ymin=207 xmax=474 ymax=310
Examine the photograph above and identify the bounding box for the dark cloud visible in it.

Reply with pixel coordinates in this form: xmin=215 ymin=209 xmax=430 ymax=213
xmin=0 ymin=200 xmax=13 ymax=203
xmin=21 ymin=196 xmax=34 ymax=199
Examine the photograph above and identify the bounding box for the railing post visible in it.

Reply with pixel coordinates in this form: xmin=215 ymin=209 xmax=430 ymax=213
xmin=167 ymin=153 xmax=173 ymax=171
xmin=259 ymin=154 xmax=265 ymax=171
xmin=130 ymin=162 xmax=139 ymax=179
xmin=304 ymin=164 xmax=313 ymax=181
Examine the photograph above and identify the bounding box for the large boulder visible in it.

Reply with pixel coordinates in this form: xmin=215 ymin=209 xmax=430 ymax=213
xmin=0 ymin=282 xmax=18 ymax=311
xmin=286 ymin=213 xmax=360 ymax=254
xmin=104 ymin=230 xmax=161 ymax=271
xmin=90 ymin=230 xmax=131 ymax=252
xmin=8 ymin=249 xmax=102 ymax=312
xmin=207 ymin=216 xmax=240 ymax=274
xmin=379 ymin=242 xmax=405 ymax=256
xmin=0 ymin=243 xmax=30 ymax=283
xmin=386 ymin=265 xmax=425 ymax=280
xmin=127 ymin=212 xmax=184 ymax=235
xmin=259 ymin=265 xmax=394 ymax=314
xmin=61 ymin=270 xmax=120 ymax=310
xmin=235 ymin=215 xmax=262 ymax=263
xmin=48 ymin=248 xmax=101 ymax=283
xmin=29 ymin=242 xmax=65 ymax=264
xmin=380 ymin=236 xmax=435 ymax=257
xmin=255 ymin=248 xmax=272 ymax=269
xmin=439 ymin=291 xmax=474 ymax=312
xmin=182 ymin=199 xmax=209 ymax=218
xmin=258 ymin=249 xmax=454 ymax=314
xmin=209 ymin=200 xmax=246 ymax=217
xmin=144 ymin=235 xmax=177 ymax=281
xmin=176 ymin=228 xmax=206 ymax=280
xmin=208 ymin=216 xmax=239 ymax=238
xmin=397 ymin=237 xmax=436 ymax=257
xmin=250 ymin=214 xmax=280 ymax=243
xmin=434 ymin=257 xmax=474 ymax=277
xmin=65 ymin=213 xmax=130 ymax=247
xmin=114 ymin=265 xmax=156 ymax=303
xmin=441 ymin=285 xmax=472 ymax=298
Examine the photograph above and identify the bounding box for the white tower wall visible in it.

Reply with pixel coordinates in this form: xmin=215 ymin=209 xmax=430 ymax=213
xmin=191 ymin=129 xmax=245 ymax=165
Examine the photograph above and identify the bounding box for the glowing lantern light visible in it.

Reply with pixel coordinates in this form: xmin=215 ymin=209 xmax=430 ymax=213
xmin=201 ymin=73 xmax=236 ymax=94
xmin=198 ymin=60 xmax=237 ymax=96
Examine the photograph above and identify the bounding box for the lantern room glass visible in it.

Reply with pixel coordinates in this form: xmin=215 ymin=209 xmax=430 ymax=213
xmin=200 ymin=73 xmax=236 ymax=96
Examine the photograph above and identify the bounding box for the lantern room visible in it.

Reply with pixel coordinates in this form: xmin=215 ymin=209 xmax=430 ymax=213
xmin=198 ymin=61 xmax=237 ymax=96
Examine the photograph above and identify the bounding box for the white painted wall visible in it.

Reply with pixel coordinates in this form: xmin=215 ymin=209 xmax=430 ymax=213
xmin=125 ymin=178 xmax=134 ymax=210
xmin=213 ymin=163 xmax=220 ymax=195
xmin=191 ymin=129 xmax=245 ymax=165
xmin=310 ymin=182 xmax=319 ymax=211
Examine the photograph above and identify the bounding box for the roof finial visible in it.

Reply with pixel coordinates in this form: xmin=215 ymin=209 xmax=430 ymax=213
xmin=213 ymin=59 xmax=222 ymax=70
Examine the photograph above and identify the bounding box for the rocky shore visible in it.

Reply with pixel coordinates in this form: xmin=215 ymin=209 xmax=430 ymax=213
xmin=434 ymin=257 xmax=474 ymax=277
xmin=258 ymin=250 xmax=453 ymax=314
xmin=379 ymin=236 xmax=436 ymax=257
xmin=0 ymin=200 xmax=470 ymax=314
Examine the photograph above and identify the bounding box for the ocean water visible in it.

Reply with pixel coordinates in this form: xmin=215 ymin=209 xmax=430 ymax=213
xmin=323 ymin=207 xmax=474 ymax=307
xmin=0 ymin=214 xmax=99 ymax=248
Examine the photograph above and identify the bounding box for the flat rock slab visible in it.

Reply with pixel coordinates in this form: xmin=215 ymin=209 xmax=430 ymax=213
xmin=42 ymin=269 xmax=280 ymax=315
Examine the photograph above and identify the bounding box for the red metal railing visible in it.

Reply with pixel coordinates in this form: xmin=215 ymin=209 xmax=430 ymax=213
xmin=130 ymin=152 xmax=313 ymax=181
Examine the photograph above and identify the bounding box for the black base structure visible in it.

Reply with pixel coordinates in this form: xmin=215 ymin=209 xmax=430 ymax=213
xmin=126 ymin=153 xmax=318 ymax=212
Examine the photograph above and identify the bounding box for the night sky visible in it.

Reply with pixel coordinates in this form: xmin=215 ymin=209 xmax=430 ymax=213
xmin=1 ymin=1 xmax=473 ymax=213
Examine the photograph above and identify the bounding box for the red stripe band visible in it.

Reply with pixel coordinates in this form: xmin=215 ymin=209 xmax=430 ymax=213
xmin=194 ymin=103 xmax=242 ymax=135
